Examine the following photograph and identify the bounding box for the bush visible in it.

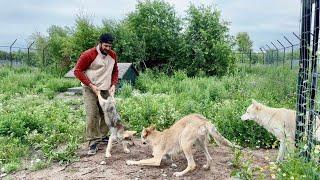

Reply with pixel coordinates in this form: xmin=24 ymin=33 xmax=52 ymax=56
xmin=174 ymin=4 xmax=235 ymax=76
xmin=0 ymin=66 xmax=84 ymax=171
xmin=126 ymin=0 xmax=182 ymax=69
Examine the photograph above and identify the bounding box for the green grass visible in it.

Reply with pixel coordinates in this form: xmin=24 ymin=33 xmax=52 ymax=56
xmin=117 ymin=64 xmax=297 ymax=148
xmin=0 ymin=65 xmax=84 ymax=172
xmin=0 ymin=64 xmax=302 ymax=175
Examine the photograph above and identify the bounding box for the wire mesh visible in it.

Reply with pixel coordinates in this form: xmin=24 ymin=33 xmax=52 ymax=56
xmin=0 ymin=44 xmax=44 ymax=67
xmin=295 ymin=0 xmax=320 ymax=161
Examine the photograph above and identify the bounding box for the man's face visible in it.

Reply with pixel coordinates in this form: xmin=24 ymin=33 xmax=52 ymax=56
xmin=100 ymin=42 xmax=112 ymax=55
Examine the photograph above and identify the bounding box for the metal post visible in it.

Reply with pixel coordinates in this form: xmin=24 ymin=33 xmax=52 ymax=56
xmin=284 ymin=36 xmax=294 ymax=69
xmin=271 ymin=42 xmax=279 ymax=66
xmin=263 ymin=47 xmax=268 ymax=63
xmin=27 ymin=41 xmax=34 ymax=65
xmin=266 ymin=44 xmax=273 ymax=64
xmin=260 ymin=48 xmax=265 ymax=64
xmin=241 ymin=53 xmax=244 ymax=63
xmin=293 ymin=32 xmax=301 ymax=40
xmin=307 ymin=0 xmax=319 ymax=161
xmin=42 ymin=45 xmax=48 ymax=67
xmin=295 ymin=0 xmax=312 ymax=160
xmin=9 ymin=39 xmax=17 ymax=67
xmin=265 ymin=45 xmax=271 ymax=64
xmin=277 ymin=40 xmax=286 ymax=66
xmin=249 ymin=50 xmax=252 ymax=67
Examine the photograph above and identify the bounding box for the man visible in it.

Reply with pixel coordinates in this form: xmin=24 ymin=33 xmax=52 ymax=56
xmin=74 ymin=33 xmax=119 ymax=155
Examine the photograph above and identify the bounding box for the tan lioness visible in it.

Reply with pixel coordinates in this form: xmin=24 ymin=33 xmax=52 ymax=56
xmin=126 ymin=114 xmax=235 ymax=177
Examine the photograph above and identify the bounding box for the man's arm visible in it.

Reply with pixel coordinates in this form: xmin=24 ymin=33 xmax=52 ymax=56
xmin=74 ymin=49 xmax=95 ymax=86
xmin=109 ymin=51 xmax=119 ymax=96
xmin=111 ymin=61 xmax=119 ymax=86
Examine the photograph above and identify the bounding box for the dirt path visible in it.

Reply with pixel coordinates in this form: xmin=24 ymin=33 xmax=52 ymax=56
xmin=10 ymin=139 xmax=277 ymax=180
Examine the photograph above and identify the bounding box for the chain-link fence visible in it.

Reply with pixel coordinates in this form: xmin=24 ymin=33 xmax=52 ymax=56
xmin=235 ymin=0 xmax=320 ymax=162
xmin=295 ymin=0 xmax=320 ymax=161
xmin=0 ymin=40 xmax=49 ymax=68
xmin=235 ymin=36 xmax=300 ymax=69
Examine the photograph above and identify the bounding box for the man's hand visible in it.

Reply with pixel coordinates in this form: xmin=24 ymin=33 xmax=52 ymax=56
xmin=109 ymin=85 xmax=116 ymax=97
xmin=89 ymin=83 xmax=99 ymax=96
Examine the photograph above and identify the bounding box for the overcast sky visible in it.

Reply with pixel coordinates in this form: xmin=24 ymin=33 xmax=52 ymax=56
xmin=0 ymin=0 xmax=301 ymax=50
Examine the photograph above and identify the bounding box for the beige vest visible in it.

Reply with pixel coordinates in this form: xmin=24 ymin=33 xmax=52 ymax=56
xmin=83 ymin=45 xmax=115 ymax=90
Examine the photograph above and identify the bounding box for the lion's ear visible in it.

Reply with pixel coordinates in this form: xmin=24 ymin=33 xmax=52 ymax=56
xmin=252 ymin=100 xmax=262 ymax=110
xmin=127 ymin=130 xmax=137 ymax=136
xmin=123 ymin=130 xmax=136 ymax=139
xmin=252 ymin=99 xmax=258 ymax=105
xmin=149 ymin=124 xmax=156 ymax=131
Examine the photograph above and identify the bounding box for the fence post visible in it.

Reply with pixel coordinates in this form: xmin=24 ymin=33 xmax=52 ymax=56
xmin=284 ymin=36 xmax=294 ymax=69
xmin=266 ymin=44 xmax=273 ymax=64
xmin=9 ymin=39 xmax=17 ymax=67
xmin=295 ymin=0 xmax=312 ymax=161
xmin=42 ymin=45 xmax=48 ymax=67
xmin=260 ymin=48 xmax=265 ymax=64
xmin=293 ymin=32 xmax=301 ymax=40
xmin=241 ymin=53 xmax=244 ymax=63
xmin=249 ymin=50 xmax=252 ymax=67
xmin=307 ymin=0 xmax=319 ymax=161
xmin=277 ymin=40 xmax=286 ymax=67
xmin=271 ymin=42 xmax=279 ymax=66
xmin=27 ymin=41 xmax=34 ymax=65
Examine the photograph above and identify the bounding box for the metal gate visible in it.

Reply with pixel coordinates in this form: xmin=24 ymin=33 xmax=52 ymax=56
xmin=295 ymin=0 xmax=320 ymax=161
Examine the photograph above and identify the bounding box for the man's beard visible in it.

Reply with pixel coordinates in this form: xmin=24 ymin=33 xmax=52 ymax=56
xmin=100 ymin=48 xmax=108 ymax=56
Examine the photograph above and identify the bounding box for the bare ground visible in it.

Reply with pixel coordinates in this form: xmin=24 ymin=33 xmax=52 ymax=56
xmin=9 ymin=139 xmax=277 ymax=180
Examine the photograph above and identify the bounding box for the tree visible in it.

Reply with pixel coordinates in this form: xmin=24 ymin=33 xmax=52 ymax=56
xmin=30 ymin=31 xmax=48 ymax=67
xmin=126 ymin=0 xmax=182 ymax=69
xmin=71 ymin=14 xmax=100 ymax=60
xmin=112 ymin=21 xmax=146 ymax=66
xmin=235 ymin=32 xmax=253 ymax=53
xmin=177 ymin=4 xmax=235 ymax=76
xmin=46 ymin=25 xmax=73 ymax=72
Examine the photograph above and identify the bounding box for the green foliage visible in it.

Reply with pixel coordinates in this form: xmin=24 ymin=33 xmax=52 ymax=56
xmin=176 ymin=4 xmax=235 ymax=76
xmin=273 ymin=156 xmax=320 ymax=179
xmin=71 ymin=14 xmax=100 ymax=59
xmin=236 ymin=32 xmax=253 ymax=53
xmin=0 ymin=62 xmax=300 ymax=175
xmin=0 ymin=137 xmax=28 ymax=169
xmin=30 ymin=32 xmax=48 ymax=67
xmin=30 ymin=14 xmax=100 ymax=74
xmin=231 ymin=148 xmax=260 ymax=179
xmin=0 ymin=66 xmax=84 ymax=172
xmin=47 ymin=25 xmax=73 ymax=74
xmin=27 ymin=1 xmax=235 ymax=76
xmin=113 ymin=21 xmax=146 ymax=64
xmin=126 ymin=0 xmax=182 ymax=68
xmin=0 ymin=50 xmax=8 ymax=59
xmin=3 ymin=161 xmax=20 ymax=173
xmin=29 ymin=160 xmax=49 ymax=171
xmin=117 ymin=65 xmax=296 ymax=149
xmin=0 ymin=66 xmax=79 ymax=96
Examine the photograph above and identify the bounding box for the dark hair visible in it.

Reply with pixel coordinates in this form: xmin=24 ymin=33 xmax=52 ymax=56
xmin=99 ymin=33 xmax=114 ymax=44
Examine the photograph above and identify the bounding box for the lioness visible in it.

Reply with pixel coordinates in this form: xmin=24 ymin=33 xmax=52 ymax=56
xmin=126 ymin=114 xmax=235 ymax=177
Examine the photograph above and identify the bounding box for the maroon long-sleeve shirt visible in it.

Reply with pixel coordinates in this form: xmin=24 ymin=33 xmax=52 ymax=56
xmin=74 ymin=47 xmax=119 ymax=87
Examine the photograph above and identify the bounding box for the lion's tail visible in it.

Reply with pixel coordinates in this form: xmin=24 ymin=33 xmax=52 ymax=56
xmin=206 ymin=122 xmax=234 ymax=147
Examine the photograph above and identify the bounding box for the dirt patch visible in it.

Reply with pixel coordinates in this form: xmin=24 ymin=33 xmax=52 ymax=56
xmin=10 ymin=139 xmax=277 ymax=180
